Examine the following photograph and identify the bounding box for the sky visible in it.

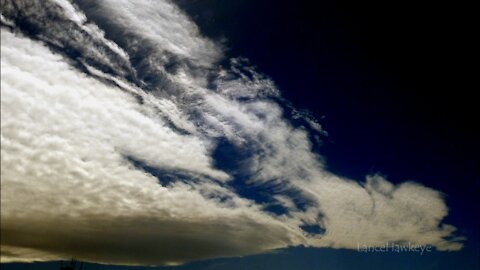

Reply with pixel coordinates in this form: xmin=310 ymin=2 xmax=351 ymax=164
xmin=1 ymin=0 xmax=478 ymax=269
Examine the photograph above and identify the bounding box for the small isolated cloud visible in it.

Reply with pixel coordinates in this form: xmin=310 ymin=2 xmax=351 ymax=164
xmin=0 ymin=0 xmax=462 ymax=266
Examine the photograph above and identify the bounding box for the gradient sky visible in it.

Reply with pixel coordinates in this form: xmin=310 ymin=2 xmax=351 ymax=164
xmin=1 ymin=0 xmax=478 ymax=269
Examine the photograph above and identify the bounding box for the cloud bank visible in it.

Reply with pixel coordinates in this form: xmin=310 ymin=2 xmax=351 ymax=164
xmin=0 ymin=0 xmax=462 ymax=266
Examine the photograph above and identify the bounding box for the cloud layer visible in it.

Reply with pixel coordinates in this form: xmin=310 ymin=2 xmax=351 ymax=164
xmin=0 ymin=0 xmax=462 ymax=266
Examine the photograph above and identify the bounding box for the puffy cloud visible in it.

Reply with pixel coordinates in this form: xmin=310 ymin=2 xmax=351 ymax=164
xmin=303 ymin=174 xmax=463 ymax=250
xmin=0 ymin=0 xmax=462 ymax=266
xmin=0 ymin=29 xmax=305 ymax=265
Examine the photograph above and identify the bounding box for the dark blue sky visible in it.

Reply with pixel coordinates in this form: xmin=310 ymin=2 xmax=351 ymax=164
xmin=177 ymin=0 xmax=478 ymax=193
xmin=177 ymin=0 xmax=480 ymax=268
xmin=3 ymin=0 xmax=478 ymax=269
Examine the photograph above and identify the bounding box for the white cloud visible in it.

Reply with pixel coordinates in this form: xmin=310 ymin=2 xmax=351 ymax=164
xmin=0 ymin=0 xmax=463 ymax=266
xmin=1 ymin=30 xmax=306 ymax=265
xmin=75 ymin=0 xmax=223 ymax=68
xmin=303 ymin=174 xmax=463 ymax=250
